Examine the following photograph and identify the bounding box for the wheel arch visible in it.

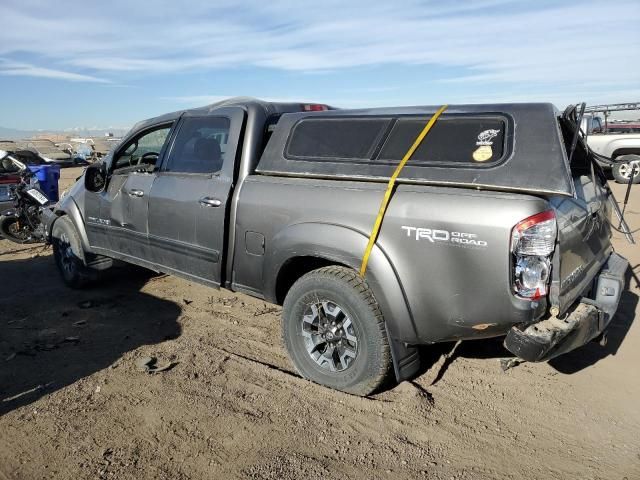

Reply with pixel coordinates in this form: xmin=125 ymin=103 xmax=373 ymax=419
xmin=265 ymin=222 xmax=418 ymax=343
xmin=48 ymin=196 xmax=91 ymax=259
xmin=611 ymin=148 xmax=640 ymax=159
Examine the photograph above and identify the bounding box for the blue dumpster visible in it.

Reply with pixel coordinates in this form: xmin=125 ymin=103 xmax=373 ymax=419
xmin=28 ymin=164 xmax=61 ymax=202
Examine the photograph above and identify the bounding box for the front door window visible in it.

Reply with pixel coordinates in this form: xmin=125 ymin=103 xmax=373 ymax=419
xmin=113 ymin=126 xmax=172 ymax=172
xmin=163 ymin=117 xmax=230 ymax=174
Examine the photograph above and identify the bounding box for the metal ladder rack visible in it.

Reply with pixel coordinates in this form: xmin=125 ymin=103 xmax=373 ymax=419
xmin=583 ymin=102 xmax=640 ymax=132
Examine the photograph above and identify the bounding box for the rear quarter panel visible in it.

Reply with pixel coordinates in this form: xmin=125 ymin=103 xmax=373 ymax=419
xmin=234 ymin=176 xmax=550 ymax=343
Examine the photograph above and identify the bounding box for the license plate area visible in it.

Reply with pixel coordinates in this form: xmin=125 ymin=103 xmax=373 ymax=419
xmin=27 ymin=188 xmax=49 ymax=205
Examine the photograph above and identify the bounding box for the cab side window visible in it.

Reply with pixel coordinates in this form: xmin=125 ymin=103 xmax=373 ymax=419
xmin=113 ymin=125 xmax=172 ymax=172
xmin=163 ymin=117 xmax=230 ymax=174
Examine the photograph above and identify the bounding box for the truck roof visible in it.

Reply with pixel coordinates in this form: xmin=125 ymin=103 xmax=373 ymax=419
xmin=127 ymin=96 xmax=327 ymax=135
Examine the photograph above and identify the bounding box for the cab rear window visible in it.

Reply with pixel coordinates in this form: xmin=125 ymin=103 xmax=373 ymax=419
xmin=285 ymin=115 xmax=508 ymax=167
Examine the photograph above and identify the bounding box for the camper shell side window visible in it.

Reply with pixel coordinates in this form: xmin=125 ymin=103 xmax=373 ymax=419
xmin=284 ymin=115 xmax=509 ymax=167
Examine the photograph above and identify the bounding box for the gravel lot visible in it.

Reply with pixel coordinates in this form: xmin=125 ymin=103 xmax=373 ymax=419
xmin=1 ymin=167 xmax=639 ymax=480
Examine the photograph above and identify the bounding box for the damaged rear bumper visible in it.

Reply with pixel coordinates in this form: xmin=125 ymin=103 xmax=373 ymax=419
xmin=504 ymin=252 xmax=628 ymax=362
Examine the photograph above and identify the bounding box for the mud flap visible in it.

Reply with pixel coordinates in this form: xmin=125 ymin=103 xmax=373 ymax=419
xmin=389 ymin=337 xmax=421 ymax=382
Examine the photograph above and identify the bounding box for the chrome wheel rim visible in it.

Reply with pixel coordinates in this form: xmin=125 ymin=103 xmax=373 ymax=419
xmin=301 ymin=300 xmax=358 ymax=372
xmin=619 ymin=161 xmax=640 ymax=179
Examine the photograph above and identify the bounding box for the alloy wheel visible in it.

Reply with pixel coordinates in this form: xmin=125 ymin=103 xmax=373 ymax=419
xmin=301 ymin=300 xmax=358 ymax=372
xmin=619 ymin=160 xmax=640 ymax=180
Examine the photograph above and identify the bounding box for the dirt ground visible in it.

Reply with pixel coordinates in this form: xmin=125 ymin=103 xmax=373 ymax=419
xmin=1 ymin=167 xmax=639 ymax=480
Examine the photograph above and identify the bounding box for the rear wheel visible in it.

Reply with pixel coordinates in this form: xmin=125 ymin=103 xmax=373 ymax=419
xmin=52 ymin=216 xmax=95 ymax=288
xmin=612 ymin=155 xmax=640 ymax=184
xmin=282 ymin=266 xmax=392 ymax=396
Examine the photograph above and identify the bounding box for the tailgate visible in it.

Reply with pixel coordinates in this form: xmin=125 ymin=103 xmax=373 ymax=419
xmin=550 ymin=174 xmax=612 ymax=314
xmin=550 ymin=113 xmax=614 ymax=314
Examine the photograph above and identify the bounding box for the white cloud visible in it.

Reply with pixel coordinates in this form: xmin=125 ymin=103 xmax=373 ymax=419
xmin=0 ymin=59 xmax=109 ymax=83
xmin=0 ymin=0 xmax=637 ymax=99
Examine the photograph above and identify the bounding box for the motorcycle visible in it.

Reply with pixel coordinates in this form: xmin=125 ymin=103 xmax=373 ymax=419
xmin=0 ymin=149 xmax=51 ymax=244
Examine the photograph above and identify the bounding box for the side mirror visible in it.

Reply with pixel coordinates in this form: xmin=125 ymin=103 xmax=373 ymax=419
xmin=85 ymin=163 xmax=107 ymax=192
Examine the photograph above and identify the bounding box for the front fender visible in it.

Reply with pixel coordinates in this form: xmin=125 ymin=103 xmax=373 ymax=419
xmin=263 ymin=222 xmax=418 ymax=343
xmin=599 ymin=137 xmax=640 ymax=157
xmin=48 ymin=195 xmax=91 ymax=254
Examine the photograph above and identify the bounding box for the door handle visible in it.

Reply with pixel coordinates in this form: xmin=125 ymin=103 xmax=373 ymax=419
xmin=199 ymin=197 xmax=222 ymax=207
xmin=128 ymin=189 xmax=144 ymax=198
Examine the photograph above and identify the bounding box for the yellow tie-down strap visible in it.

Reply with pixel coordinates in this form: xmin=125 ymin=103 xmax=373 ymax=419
xmin=359 ymin=104 xmax=448 ymax=277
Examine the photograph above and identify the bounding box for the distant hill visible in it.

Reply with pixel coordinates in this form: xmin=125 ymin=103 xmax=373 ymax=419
xmin=0 ymin=126 xmax=130 ymax=140
xmin=0 ymin=126 xmax=38 ymax=139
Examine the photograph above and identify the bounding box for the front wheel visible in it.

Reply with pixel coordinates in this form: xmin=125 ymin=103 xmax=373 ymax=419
xmin=612 ymin=155 xmax=640 ymax=184
xmin=282 ymin=266 xmax=392 ymax=396
xmin=52 ymin=216 xmax=95 ymax=288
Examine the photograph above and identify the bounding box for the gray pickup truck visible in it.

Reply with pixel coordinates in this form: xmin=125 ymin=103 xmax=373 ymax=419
xmin=45 ymin=98 xmax=628 ymax=396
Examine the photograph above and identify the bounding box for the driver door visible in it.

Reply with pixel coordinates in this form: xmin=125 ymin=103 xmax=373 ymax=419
xmin=147 ymin=108 xmax=244 ymax=285
xmin=86 ymin=123 xmax=174 ymax=261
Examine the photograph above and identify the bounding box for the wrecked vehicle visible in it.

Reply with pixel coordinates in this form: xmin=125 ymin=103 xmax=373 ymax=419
xmin=0 ymin=167 xmax=19 ymax=214
xmin=44 ymin=98 xmax=629 ymax=395
xmin=0 ymin=150 xmax=56 ymax=243
xmin=0 ymin=142 xmax=51 ymax=214
xmin=25 ymin=139 xmax=75 ymax=167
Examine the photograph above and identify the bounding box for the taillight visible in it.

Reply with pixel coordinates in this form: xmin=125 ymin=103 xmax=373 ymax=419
xmin=511 ymin=210 xmax=557 ymax=300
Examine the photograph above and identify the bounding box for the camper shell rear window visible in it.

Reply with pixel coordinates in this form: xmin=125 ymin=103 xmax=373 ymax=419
xmin=284 ymin=115 xmax=509 ymax=167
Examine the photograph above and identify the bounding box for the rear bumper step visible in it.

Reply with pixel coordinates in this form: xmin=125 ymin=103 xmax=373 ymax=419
xmin=504 ymin=252 xmax=628 ymax=362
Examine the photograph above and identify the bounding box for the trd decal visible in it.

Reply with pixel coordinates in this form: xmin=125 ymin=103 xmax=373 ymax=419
xmin=401 ymin=226 xmax=488 ymax=248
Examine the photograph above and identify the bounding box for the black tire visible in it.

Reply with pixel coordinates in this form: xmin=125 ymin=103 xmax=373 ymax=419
xmin=0 ymin=215 xmax=39 ymax=244
xmin=51 ymin=216 xmax=94 ymax=288
xmin=612 ymin=155 xmax=640 ymax=184
xmin=282 ymin=266 xmax=392 ymax=396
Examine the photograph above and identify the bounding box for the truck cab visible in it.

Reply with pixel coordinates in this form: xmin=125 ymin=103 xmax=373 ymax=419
xmin=60 ymin=99 xmax=325 ymax=287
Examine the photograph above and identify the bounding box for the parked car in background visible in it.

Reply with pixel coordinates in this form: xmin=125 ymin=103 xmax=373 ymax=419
xmin=25 ymin=139 xmax=75 ymax=167
xmin=606 ymin=122 xmax=640 ymax=134
xmin=582 ymin=103 xmax=640 ymax=184
xmin=91 ymin=138 xmax=119 ymax=159
xmin=585 ymin=130 xmax=640 ymax=184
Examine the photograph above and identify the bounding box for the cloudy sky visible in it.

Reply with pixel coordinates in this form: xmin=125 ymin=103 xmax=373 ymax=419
xmin=0 ymin=0 xmax=639 ymax=130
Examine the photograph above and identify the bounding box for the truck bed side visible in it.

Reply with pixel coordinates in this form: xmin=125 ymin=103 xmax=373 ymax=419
xmin=232 ymin=176 xmax=550 ymax=344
